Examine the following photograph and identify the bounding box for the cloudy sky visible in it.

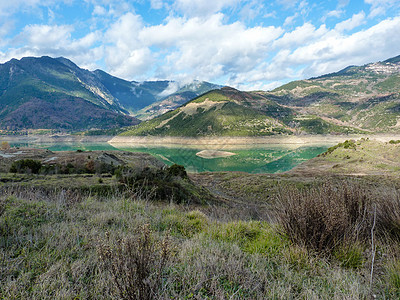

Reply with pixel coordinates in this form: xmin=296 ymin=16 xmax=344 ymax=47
xmin=1 ymin=0 xmax=400 ymax=90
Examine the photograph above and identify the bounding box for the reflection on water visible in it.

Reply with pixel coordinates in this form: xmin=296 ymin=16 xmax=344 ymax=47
xmin=9 ymin=142 xmax=330 ymax=174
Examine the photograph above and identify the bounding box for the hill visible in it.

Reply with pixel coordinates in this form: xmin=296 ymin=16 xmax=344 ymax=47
xmin=120 ymin=86 xmax=364 ymax=137
xmin=0 ymin=56 xmax=139 ymax=131
xmin=263 ymin=55 xmax=400 ymax=133
xmin=134 ymin=81 xmax=221 ymax=120
xmin=289 ymin=138 xmax=400 ymax=176
xmin=93 ymin=72 xmax=220 ymax=119
xmin=0 ymin=56 xmax=218 ymax=132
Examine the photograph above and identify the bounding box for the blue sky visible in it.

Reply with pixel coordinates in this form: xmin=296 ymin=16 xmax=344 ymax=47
xmin=1 ymin=0 xmax=400 ymax=90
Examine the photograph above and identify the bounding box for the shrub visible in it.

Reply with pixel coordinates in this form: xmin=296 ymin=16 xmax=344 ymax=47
xmin=376 ymin=190 xmax=400 ymax=241
xmin=10 ymin=159 xmax=42 ymax=174
xmin=116 ymin=165 xmax=205 ymax=204
xmin=160 ymin=210 xmax=208 ymax=238
xmin=274 ymin=182 xmax=371 ymax=253
xmin=1 ymin=141 xmax=10 ymax=150
xmin=322 ymin=139 xmax=356 ymax=156
xmin=333 ymin=243 xmax=365 ymax=269
xmin=98 ymin=224 xmax=171 ymax=300
xmin=167 ymin=164 xmax=187 ymax=178
xmin=389 ymin=140 xmax=400 ymax=144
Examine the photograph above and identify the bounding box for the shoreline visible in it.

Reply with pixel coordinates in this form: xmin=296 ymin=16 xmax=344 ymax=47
xmin=2 ymin=134 xmax=400 ymax=148
xmin=109 ymin=134 xmax=400 ymax=147
xmin=0 ymin=135 xmax=114 ymax=143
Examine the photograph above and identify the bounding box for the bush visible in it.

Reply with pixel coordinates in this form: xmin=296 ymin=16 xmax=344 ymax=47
xmin=389 ymin=140 xmax=400 ymax=144
xmin=10 ymin=159 xmax=42 ymax=174
xmin=1 ymin=141 xmax=10 ymax=150
xmin=322 ymin=139 xmax=356 ymax=156
xmin=274 ymin=182 xmax=371 ymax=253
xmin=115 ymin=165 xmax=205 ymax=204
xmin=376 ymin=190 xmax=400 ymax=241
xmin=98 ymin=224 xmax=171 ymax=300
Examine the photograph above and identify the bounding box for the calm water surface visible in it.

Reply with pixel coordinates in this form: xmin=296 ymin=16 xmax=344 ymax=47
xmin=9 ymin=141 xmax=331 ymax=174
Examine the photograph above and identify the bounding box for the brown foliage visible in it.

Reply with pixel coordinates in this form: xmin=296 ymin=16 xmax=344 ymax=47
xmin=275 ymin=182 xmax=372 ymax=253
xmin=98 ymin=224 xmax=171 ymax=300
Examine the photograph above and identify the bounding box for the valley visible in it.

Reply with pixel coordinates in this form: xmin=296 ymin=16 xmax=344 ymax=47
xmin=1 ymin=55 xmax=400 ymax=299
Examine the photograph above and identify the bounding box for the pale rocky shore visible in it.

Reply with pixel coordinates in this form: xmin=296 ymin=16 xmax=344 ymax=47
xmin=0 ymin=135 xmax=113 ymax=143
xmin=3 ymin=134 xmax=400 ymax=149
xmin=108 ymin=134 xmax=400 ymax=148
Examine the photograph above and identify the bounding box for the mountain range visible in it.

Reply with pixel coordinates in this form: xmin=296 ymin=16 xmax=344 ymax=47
xmin=120 ymin=55 xmax=400 ymax=136
xmin=0 ymin=56 xmax=218 ymax=131
xmin=0 ymin=55 xmax=399 ymax=135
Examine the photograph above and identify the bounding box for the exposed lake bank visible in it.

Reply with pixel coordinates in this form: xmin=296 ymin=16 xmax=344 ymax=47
xmin=108 ymin=134 xmax=400 ymax=148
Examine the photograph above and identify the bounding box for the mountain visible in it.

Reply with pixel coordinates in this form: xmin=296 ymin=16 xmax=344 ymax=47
xmin=0 ymin=56 xmax=138 ymax=131
xmin=0 ymin=56 xmax=218 ymax=131
xmin=93 ymin=70 xmax=220 ymax=119
xmin=119 ymin=86 xmax=324 ymax=137
xmin=262 ymin=55 xmax=400 ymax=133
xmin=134 ymin=81 xmax=221 ymax=120
xmin=119 ymin=54 xmax=400 ymax=137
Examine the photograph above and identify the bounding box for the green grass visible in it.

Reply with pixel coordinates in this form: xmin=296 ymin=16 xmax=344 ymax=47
xmin=2 ymin=174 xmax=400 ymax=299
xmin=121 ymin=101 xmax=293 ymax=137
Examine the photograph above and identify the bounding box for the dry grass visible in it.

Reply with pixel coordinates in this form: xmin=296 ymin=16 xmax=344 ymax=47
xmin=98 ymin=225 xmax=171 ymax=300
xmin=274 ymin=182 xmax=372 ymax=253
xmin=275 ymin=181 xmax=400 ymax=254
xmin=1 ymin=180 xmax=400 ymax=299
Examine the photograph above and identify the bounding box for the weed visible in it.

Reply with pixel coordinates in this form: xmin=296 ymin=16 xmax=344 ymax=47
xmin=98 ymin=224 xmax=171 ymax=300
xmin=274 ymin=182 xmax=371 ymax=253
xmin=333 ymin=243 xmax=365 ymax=269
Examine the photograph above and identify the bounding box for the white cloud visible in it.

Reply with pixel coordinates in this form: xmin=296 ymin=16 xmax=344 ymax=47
xmin=335 ymin=11 xmax=366 ymax=32
xmin=226 ymin=15 xmax=400 ymax=89
xmin=104 ymin=13 xmax=155 ymax=78
xmin=136 ymin=14 xmax=283 ymax=81
xmin=174 ymin=0 xmax=242 ymax=17
xmin=364 ymin=0 xmax=400 ymax=17
xmin=1 ymin=24 xmax=103 ymax=69
xmin=283 ymin=14 xmax=298 ymax=26
xmin=326 ymin=9 xmax=345 ymax=19
xmin=158 ymin=81 xmax=179 ymax=97
xmin=93 ymin=5 xmax=107 ymax=16
xmin=284 ymin=16 xmax=400 ymax=78
xmin=17 ymin=24 xmax=73 ymax=48
xmin=273 ymin=23 xmax=327 ymax=48
xmin=150 ymin=0 xmax=164 ymax=10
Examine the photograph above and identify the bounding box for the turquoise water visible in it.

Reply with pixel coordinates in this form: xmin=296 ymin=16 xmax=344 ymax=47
xmin=9 ymin=142 xmax=330 ymax=174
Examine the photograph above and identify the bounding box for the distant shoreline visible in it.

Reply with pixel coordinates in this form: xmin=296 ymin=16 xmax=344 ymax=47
xmin=109 ymin=134 xmax=400 ymax=147
xmin=2 ymin=134 xmax=400 ymax=148
xmin=0 ymin=135 xmax=113 ymax=143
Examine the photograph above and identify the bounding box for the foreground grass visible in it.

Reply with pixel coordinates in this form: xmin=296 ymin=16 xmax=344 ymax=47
xmin=1 ymin=185 xmax=399 ymax=299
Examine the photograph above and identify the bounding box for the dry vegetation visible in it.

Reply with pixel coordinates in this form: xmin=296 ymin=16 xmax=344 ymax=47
xmin=1 ymin=177 xmax=400 ymax=299
xmin=1 ymin=141 xmax=400 ymax=299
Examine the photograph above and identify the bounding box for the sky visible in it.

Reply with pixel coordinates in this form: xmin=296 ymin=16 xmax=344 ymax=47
xmin=0 ymin=0 xmax=400 ymax=91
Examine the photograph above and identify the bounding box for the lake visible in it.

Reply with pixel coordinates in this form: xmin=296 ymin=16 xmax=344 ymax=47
xmin=9 ymin=141 xmax=331 ymax=174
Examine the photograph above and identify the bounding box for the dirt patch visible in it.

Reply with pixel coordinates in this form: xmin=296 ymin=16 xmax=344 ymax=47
xmin=196 ymin=150 xmax=236 ymax=159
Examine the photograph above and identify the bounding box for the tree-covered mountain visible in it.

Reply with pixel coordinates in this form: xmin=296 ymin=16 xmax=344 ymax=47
xmin=134 ymin=81 xmax=221 ymax=120
xmin=0 ymin=56 xmax=218 ymax=131
xmin=0 ymin=56 xmax=138 ymax=131
xmin=120 ymin=54 xmax=400 ymax=137
xmin=120 ymin=86 xmax=360 ymax=137
xmin=93 ymin=70 xmax=220 ymax=119
xmin=262 ymin=55 xmax=400 ymax=133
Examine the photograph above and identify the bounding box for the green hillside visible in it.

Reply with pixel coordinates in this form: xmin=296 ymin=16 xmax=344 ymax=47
xmin=0 ymin=56 xmax=139 ymax=131
xmin=120 ymin=87 xmax=361 ymax=136
xmin=0 ymin=56 xmax=218 ymax=132
xmin=263 ymin=55 xmax=400 ymax=133
xmin=133 ymin=81 xmax=221 ymax=120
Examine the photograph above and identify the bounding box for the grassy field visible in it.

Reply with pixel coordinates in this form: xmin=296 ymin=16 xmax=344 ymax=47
xmin=1 ymin=141 xmax=400 ymax=299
